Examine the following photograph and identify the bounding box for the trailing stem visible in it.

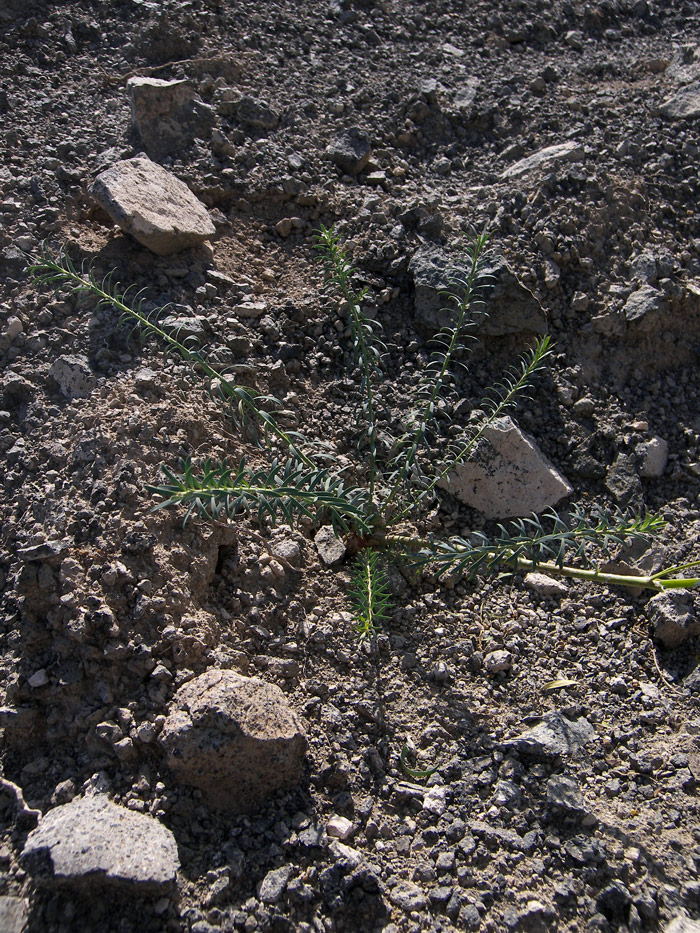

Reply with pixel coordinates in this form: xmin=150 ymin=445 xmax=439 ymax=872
xmin=314 ymin=225 xmax=385 ymax=502
xmin=27 ymin=249 xmax=314 ymax=467
xmin=383 ymin=231 xmax=491 ymax=512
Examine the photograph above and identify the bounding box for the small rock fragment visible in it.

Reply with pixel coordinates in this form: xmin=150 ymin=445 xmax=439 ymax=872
xmin=128 ymin=77 xmax=214 ymax=159
xmin=326 ymin=815 xmax=354 ymax=840
xmin=484 ymin=649 xmax=513 ymax=673
xmin=501 ymin=141 xmax=583 ymax=179
xmin=637 ymin=436 xmax=669 ymax=478
xmin=646 ymin=591 xmax=700 ymax=648
xmin=389 ymin=880 xmax=427 ymax=912
xmin=258 ymin=865 xmax=292 ymax=904
xmin=524 ymin=573 xmax=568 ymax=597
xmin=660 ymin=81 xmax=700 ymax=119
xmin=49 ymin=354 xmax=96 ymax=399
xmin=546 ymin=774 xmax=596 ymax=825
xmin=314 ymin=526 xmax=346 ymax=566
xmin=325 ymin=128 xmax=372 ymax=175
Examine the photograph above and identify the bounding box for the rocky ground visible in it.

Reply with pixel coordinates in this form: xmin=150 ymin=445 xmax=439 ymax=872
xmin=2 ymin=0 xmax=700 ymax=931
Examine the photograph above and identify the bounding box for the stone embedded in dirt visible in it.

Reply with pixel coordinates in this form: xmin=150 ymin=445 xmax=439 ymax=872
xmin=314 ymin=526 xmax=346 ymax=566
xmin=21 ymin=795 xmax=179 ymax=888
xmin=0 ymin=896 xmax=27 ymax=933
xmin=325 ymin=128 xmax=372 ymax=175
xmin=660 ymin=81 xmax=700 ymax=119
xmin=500 ymin=140 xmax=584 ymax=179
xmin=409 ymin=246 xmax=547 ymax=336
xmin=546 ymin=775 xmax=596 ymax=825
xmin=646 ymin=591 xmax=700 ymax=648
xmin=48 ymin=354 xmax=96 ymax=399
xmin=623 ymin=284 xmax=667 ymax=333
xmin=258 ymin=865 xmax=292 ymax=904
xmin=127 ymin=77 xmax=215 ymax=160
xmin=506 ymin=712 xmax=595 ymax=758
xmin=326 ymin=815 xmax=354 ymax=840
xmin=637 ymin=436 xmax=669 ymax=477
xmin=159 ymin=669 xmax=307 ymax=812
xmin=524 ymin=572 xmax=568 ymax=598
xmin=605 ymin=453 xmax=642 ymax=507
xmin=439 ymin=416 xmax=572 ymax=520
xmin=92 ymin=156 xmax=216 ymax=256
xmin=216 ymin=90 xmax=279 ymax=129
xmin=484 ymin=649 xmax=513 ymax=673
xmin=389 ymin=880 xmax=427 ymax=912
xmin=597 ymin=881 xmax=632 ymax=923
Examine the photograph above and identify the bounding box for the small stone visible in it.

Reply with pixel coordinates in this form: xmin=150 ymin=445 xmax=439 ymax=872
xmin=325 ymin=128 xmax=372 ymax=175
xmin=646 ymin=592 xmax=700 ymax=648
xmin=660 ymin=81 xmax=700 ymax=119
xmin=49 ymin=354 xmax=96 ymax=399
xmin=637 ymin=436 xmax=669 ymax=478
xmin=524 ymin=573 xmax=568 ymax=597
xmin=314 ymin=526 xmax=346 ymax=566
xmin=484 ymin=649 xmax=513 ymax=673
xmin=326 ymin=815 xmax=354 ymax=840
xmin=389 ymin=880 xmax=427 ymax=912
xmin=92 ymin=156 xmax=215 ymax=256
xmin=571 ymin=291 xmax=589 ymax=311
xmin=21 ymin=796 xmax=179 ymax=888
xmin=28 ymin=669 xmax=49 ymax=688
xmin=623 ymin=285 xmax=666 ymax=333
xmin=546 ymin=774 xmax=596 ymax=824
xmin=423 ymin=786 xmax=448 ymax=815
xmin=597 ymin=881 xmax=632 ymax=923
xmin=328 ymin=841 xmax=362 ymax=867
xmin=258 ymin=865 xmax=292 ymax=904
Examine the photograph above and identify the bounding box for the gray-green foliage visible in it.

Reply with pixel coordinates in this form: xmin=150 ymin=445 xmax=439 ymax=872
xmin=29 ymin=234 xmax=700 ymax=637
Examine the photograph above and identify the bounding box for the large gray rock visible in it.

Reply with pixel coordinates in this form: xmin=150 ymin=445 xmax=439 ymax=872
xmin=21 ymin=795 xmax=179 ymax=889
xmin=506 ymin=712 xmax=596 ymax=758
xmin=128 ymin=77 xmax=215 ymax=159
xmin=409 ymin=246 xmax=547 ymax=336
xmin=92 ymin=156 xmax=215 ymax=255
xmin=501 ymin=141 xmax=584 ymax=179
xmin=646 ymin=591 xmax=700 ymax=648
xmin=159 ymin=669 xmax=307 ymax=812
xmin=440 ymin=416 xmax=572 ymax=519
xmin=660 ymin=81 xmax=700 ymax=119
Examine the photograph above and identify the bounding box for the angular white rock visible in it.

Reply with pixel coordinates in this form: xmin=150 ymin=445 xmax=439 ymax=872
xmin=92 ymin=156 xmax=215 ymax=256
xmin=501 ymin=141 xmax=583 ymax=179
xmin=440 ymin=417 xmax=573 ymax=519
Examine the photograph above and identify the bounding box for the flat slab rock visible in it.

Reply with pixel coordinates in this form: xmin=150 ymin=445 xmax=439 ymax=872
xmin=21 ymin=795 xmax=179 ymax=888
xmin=439 ymin=416 xmax=572 ymax=519
xmin=0 ymin=896 xmax=27 ymax=933
xmin=159 ymin=669 xmax=307 ymax=812
xmin=409 ymin=246 xmax=547 ymax=336
xmin=505 ymin=712 xmax=595 ymax=758
xmin=92 ymin=156 xmax=215 ymax=256
xmin=501 ymin=140 xmax=584 ymax=179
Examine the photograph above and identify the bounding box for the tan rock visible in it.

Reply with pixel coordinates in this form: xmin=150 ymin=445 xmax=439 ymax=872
xmin=159 ymin=670 xmax=307 ymax=812
xmin=92 ymin=156 xmax=215 ymax=255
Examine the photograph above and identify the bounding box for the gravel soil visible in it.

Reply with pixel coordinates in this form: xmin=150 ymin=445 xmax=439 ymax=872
xmin=2 ymin=1 xmax=700 ymax=931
